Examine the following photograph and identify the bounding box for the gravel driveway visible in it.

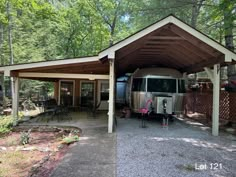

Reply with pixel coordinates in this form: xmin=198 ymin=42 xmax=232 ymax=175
xmin=116 ymin=118 xmax=236 ymax=177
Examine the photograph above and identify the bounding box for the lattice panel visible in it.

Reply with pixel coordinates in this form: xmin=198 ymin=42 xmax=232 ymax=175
xmin=220 ymin=91 xmax=229 ymax=121
xmin=183 ymin=91 xmax=236 ymax=122
xmin=229 ymin=92 xmax=236 ymax=121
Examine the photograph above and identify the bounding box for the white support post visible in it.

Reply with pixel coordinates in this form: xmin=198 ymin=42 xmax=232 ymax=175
xmin=108 ymin=59 xmax=115 ymax=133
xmin=12 ymin=77 xmax=19 ymax=126
xmin=212 ymin=64 xmax=220 ymax=136
xmin=204 ymin=67 xmax=214 ymax=83
xmin=183 ymin=72 xmax=188 ymax=88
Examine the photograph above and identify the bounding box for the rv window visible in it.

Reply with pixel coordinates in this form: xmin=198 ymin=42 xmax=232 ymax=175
xmin=147 ymin=78 xmax=176 ymax=93
xmin=178 ymin=80 xmax=186 ymax=93
xmin=132 ymin=78 xmax=146 ymax=91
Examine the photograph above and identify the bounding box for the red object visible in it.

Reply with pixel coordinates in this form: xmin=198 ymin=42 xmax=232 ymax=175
xmin=139 ymin=99 xmax=152 ymax=115
xmin=231 ymin=80 xmax=236 ymax=86
xmin=221 ymin=83 xmax=228 ymax=88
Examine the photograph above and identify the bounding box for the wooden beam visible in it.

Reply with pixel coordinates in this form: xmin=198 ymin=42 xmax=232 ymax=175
xmin=36 ymin=65 xmax=109 ymax=74
xmin=169 ymin=25 xmax=220 ymax=58
xmin=145 ymin=41 xmax=179 ymax=45
xmin=116 ymin=28 xmax=164 ymax=60
xmin=178 ymin=40 xmax=212 ymax=59
xmin=166 ymin=45 xmax=198 ymax=64
xmin=134 ymin=54 xmax=184 ymax=68
xmin=164 ymin=54 xmax=188 ymax=68
xmin=18 ymin=72 xmax=109 ymax=80
xmin=137 ymin=56 xmax=177 ymax=67
xmin=21 ymin=61 xmax=106 ymax=72
xmin=140 ymin=48 xmax=164 ymax=52
xmin=170 ymin=17 xmax=236 ymax=61
xmin=116 ymin=47 xmax=141 ymax=64
xmin=2 ymin=56 xmax=99 ymax=76
xmin=147 ymin=36 xmax=185 ymax=40
xmin=140 ymin=53 xmax=162 ymax=55
xmin=144 ymin=43 xmax=169 ymax=47
xmin=140 ymin=51 xmax=163 ymax=54
xmin=116 ymin=40 xmax=144 ymax=60
xmin=181 ymin=55 xmax=224 ymax=73
xmin=142 ymin=46 xmax=167 ymax=49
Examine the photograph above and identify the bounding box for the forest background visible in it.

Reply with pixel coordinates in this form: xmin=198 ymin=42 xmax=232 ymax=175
xmin=0 ymin=0 xmax=235 ymax=101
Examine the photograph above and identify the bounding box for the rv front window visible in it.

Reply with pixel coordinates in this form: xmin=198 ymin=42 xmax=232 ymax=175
xmin=147 ymin=78 xmax=176 ymax=93
xmin=132 ymin=78 xmax=146 ymax=91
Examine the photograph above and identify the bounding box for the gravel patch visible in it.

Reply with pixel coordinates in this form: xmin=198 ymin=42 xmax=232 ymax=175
xmin=116 ymin=118 xmax=236 ymax=177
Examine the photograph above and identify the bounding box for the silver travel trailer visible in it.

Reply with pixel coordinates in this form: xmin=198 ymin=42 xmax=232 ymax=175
xmin=126 ymin=68 xmax=186 ymax=115
xmin=116 ymin=76 xmax=128 ymax=105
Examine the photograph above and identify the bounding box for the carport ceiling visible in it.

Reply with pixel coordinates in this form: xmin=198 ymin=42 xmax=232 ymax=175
xmin=115 ymin=23 xmax=224 ymax=76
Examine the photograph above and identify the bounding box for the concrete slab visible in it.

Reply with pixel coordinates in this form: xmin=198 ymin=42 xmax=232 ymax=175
xmin=50 ymin=127 xmax=116 ymax=177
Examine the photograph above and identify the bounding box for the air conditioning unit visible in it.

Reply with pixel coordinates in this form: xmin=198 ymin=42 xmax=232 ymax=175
xmin=156 ymin=96 xmax=173 ymax=114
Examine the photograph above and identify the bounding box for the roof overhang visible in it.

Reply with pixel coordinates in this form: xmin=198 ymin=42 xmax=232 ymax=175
xmin=99 ymin=15 xmax=236 ymax=76
xmin=100 ymin=15 xmax=236 ymax=62
xmin=0 ymin=56 xmax=110 ymax=80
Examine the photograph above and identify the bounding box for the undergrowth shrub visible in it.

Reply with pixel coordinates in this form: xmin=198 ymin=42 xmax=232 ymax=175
xmin=0 ymin=114 xmax=23 ymax=134
xmin=0 ymin=116 xmax=14 ymax=134
xmin=20 ymin=129 xmax=31 ymax=145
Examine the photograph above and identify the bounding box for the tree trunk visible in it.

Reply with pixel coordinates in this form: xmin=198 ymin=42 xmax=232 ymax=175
xmin=222 ymin=1 xmax=235 ymax=126
xmin=190 ymin=0 xmax=205 ymax=28
xmin=224 ymin=15 xmax=234 ymax=51
xmin=0 ymin=23 xmax=6 ymax=109
xmin=190 ymin=0 xmax=205 ymax=83
xmin=7 ymin=1 xmax=14 ymax=100
xmin=191 ymin=0 xmax=198 ymax=28
xmin=225 ymin=3 xmax=235 ymax=77
xmin=109 ymin=3 xmax=119 ymax=47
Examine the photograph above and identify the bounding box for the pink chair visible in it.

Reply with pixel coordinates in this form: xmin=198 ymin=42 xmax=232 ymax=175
xmin=139 ymin=99 xmax=152 ymax=128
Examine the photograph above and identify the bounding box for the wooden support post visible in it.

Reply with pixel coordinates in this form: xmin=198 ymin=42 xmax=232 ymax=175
xmin=204 ymin=65 xmax=220 ymax=136
xmin=12 ymin=77 xmax=19 ymax=126
xmin=108 ymin=58 xmax=115 ymax=133
xmin=183 ymin=72 xmax=188 ymax=89
xmin=212 ymin=64 xmax=220 ymax=136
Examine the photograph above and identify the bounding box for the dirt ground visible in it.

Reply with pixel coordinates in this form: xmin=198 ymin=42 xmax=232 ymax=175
xmin=0 ymin=127 xmax=78 ymax=177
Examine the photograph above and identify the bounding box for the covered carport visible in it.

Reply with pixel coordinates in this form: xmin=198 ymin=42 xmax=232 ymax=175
xmin=99 ymin=15 xmax=236 ymax=136
xmin=1 ymin=15 xmax=236 ymax=135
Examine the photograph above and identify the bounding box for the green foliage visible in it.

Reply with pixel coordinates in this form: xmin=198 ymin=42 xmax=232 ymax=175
xmin=0 ymin=0 xmax=234 ymax=64
xmin=0 ymin=116 xmax=13 ymax=134
xmin=61 ymin=135 xmax=79 ymax=144
xmin=20 ymin=79 xmax=54 ymax=100
xmin=20 ymin=129 xmax=31 ymax=145
xmin=0 ymin=113 xmax=24 ymax=134
xmin=0 ymin=0 xmax=235 ymax=90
